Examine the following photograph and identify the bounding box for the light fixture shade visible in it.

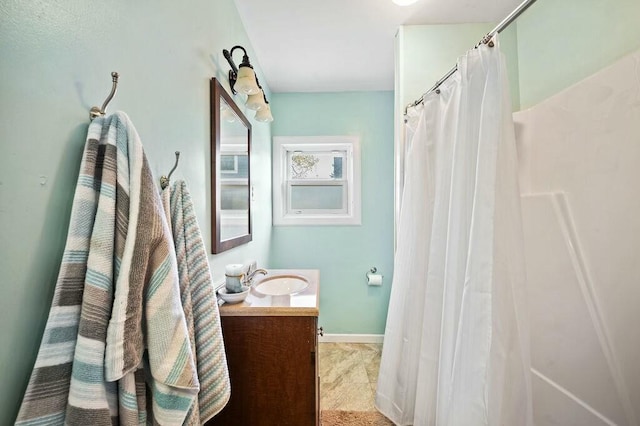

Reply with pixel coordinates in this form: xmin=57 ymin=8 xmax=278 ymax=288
xmin=235 ymin=66 xmax=260 ymax=95
xmin=255 ymin=104 xmax=273 ymax=123
xmin=246 ymin=90 xmax=267 ymax=111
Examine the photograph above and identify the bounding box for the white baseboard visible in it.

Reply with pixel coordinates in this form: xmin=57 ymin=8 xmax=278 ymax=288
xmin=318 ymin=334 xmax=384 ymax=344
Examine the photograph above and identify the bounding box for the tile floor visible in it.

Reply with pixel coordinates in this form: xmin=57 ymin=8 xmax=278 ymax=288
xmin=318 ymin=342 xmax=382 ymax=412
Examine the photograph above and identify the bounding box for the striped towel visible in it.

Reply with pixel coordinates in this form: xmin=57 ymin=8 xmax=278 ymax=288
xmin=100 ymin=112 xmax=199 ymax=424
xmin=162 ymin=181 xmax=231 ymax=424
xmin=64 ymin=113 xmax=120 ymax=424
xmin=15 ymin=116 xmax=108 ymax=426
xmin=16 ymin=112 xmax=199 ymax=425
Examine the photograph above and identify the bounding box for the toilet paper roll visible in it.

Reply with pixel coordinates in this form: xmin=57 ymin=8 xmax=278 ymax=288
xmin=367 ymin=274 xmax=383 ymax=286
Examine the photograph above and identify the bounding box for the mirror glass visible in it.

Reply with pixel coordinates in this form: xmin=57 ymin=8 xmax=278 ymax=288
xmin=211 ymin=78 xmax=252 ymax=253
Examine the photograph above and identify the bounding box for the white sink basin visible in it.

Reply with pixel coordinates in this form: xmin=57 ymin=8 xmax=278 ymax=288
xmin=254 ymin=274 xmax=309 ymax=296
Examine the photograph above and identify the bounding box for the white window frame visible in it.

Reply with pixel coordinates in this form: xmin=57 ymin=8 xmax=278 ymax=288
xmin=273 ymin=136 xmax=361 ymax=226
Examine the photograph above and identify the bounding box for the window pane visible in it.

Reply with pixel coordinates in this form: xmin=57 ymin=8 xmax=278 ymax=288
xmin=220 ymin=155 xmax=237 ymax=173
xmin=221 ymin=154 xmax=248 ymax=178
xmin=290 ymin=184 xmax=344 ymax=210
xmin=288 ymin=151 xmax=346 ymax=180
xmin=221 ymin=184 xmax=249 ymax=210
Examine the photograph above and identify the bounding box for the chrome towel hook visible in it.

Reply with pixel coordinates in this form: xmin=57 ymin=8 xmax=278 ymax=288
xmin=160 ymin=151 xmax=181 ymax=189
xmin=90 ymin=71 xmax=119 ymax=121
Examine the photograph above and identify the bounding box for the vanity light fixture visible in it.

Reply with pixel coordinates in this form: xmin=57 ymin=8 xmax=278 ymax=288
xmin=245 ymin=90 xmax=267 ymax=111
xmin=223 ymin=45 xmax=274 ymax=123
xmin=223 ymin=45 xmax=260 ymax=95
xmin=255 ymin=101 xmax=273 ymax=123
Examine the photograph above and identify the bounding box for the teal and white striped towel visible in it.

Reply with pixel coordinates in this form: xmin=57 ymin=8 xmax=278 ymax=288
xmin=16 ymin=115 xmax=108 ymax=426
xmin=162 ymin=180 xmax=231 ymax=425
xmin=16 ymin=112 xmax=199 ymax=425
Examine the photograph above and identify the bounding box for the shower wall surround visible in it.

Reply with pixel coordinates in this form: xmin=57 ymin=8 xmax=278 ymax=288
xmin=513 ymin=2 xmax=640 ymax=420
xmin=515 ymin=48 xmax=640 ymax=426
xmin=0 ymin=0 xmax=272 ymax=423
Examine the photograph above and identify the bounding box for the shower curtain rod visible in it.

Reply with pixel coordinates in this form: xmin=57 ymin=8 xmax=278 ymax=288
xmin=404 ymin=0 xmax=538 ymax=114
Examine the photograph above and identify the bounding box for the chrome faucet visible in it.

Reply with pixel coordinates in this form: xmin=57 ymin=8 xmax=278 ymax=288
xmin=243 ymin=268 xmax=268 ymax=286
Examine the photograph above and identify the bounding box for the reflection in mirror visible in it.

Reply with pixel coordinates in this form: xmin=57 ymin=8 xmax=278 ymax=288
xmin=219 ymin=108 xmax=249 ymax=241
xmin=211 ymin=78 xmax=252 ymax=253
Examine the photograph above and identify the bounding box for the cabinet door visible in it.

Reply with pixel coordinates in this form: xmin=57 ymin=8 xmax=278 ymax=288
xmin=206 ymin=316 xmax=318 ymax=426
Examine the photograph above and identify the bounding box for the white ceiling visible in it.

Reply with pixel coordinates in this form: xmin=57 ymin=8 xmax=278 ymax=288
xmin=233 ymin=0 xmax=523 ymax=93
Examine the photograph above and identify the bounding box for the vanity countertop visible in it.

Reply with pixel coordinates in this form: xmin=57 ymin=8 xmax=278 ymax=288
xmin=218 ymin=269 xmax=319 ymax=317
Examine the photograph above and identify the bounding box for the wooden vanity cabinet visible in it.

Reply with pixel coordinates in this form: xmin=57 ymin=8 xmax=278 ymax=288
xmin=206 ymin=315 xmax=319 ymax=426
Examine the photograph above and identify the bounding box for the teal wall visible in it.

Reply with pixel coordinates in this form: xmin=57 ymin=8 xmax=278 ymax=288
xmin=270 ymin=92 xmax=395 ymax=335
xmin=0 ymin=1 xmax=272 ymax=423
xmin=397 ymin=23 xmax=521 ymax=111
xmin=517 ymin=0 xmax=640 ymax=109
xmin=398 ymin=23 xmax=495 ymax=110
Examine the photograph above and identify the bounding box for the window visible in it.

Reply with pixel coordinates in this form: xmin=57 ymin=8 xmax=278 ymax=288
xmin=219 ymin=144 xmax=250 ymax=240
xmin=273 ymin=136 xmax=361 ymax=225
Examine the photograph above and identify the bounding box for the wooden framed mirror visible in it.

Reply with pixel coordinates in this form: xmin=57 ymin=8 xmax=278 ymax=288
xmin=210 ymin=77 xmax=252 ymax=254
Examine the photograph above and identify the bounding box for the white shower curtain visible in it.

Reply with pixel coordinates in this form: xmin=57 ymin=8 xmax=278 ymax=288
xmin=376 ymin=38 xmax=533 ymax=426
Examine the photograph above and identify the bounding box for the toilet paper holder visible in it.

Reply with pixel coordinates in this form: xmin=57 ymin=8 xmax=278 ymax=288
xmin=366 ymin=267 xmax=378 ymax=279
xmin=366 ymin=267 xmax=384 ymax=286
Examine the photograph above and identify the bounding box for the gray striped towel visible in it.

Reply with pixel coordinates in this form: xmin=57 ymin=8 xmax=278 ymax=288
xmin=162 ymin=181 xmax=231 ymax=425
xmin=16 ymin=112 xmax=199 ymax=425
xmin=15 ymin=116 xmax=107 ymax=426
